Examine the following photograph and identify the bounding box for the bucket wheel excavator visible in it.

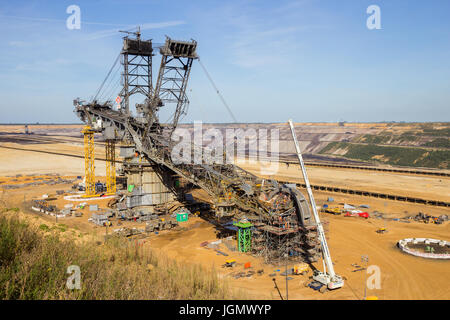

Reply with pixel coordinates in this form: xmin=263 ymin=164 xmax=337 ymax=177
xmin=73 ymin=29 xmax=322 ymax=263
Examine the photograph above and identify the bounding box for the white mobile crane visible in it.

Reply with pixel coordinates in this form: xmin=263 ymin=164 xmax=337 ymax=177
xmin=288 ymin=119 xmax=344 ymax=291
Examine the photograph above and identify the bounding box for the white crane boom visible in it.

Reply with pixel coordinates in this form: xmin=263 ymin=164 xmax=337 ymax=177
xmin=288 ymin=119 xmax=344 ymax=290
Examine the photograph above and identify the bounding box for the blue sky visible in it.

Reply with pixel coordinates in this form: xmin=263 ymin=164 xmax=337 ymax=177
xmin=0 ymin=0 xmax=449 ymax=123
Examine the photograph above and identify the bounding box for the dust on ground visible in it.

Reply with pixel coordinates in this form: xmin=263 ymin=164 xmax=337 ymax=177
xmin=1 ymin=126 xmax=449 ymax=300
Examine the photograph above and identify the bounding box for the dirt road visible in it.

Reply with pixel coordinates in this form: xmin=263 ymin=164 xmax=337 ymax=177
xmin=1 ymin=127 xmax=449 ymax=300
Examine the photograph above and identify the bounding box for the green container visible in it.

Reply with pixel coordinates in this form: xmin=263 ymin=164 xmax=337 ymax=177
xmin=176 ymin=212 xmax=188 ymax=222
xmin=127 ymin=184 xmax=135 ymax=192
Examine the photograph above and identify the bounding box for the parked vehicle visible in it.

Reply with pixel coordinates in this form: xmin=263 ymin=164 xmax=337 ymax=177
xmin=325 ymin=207 xmax=342 ymax=215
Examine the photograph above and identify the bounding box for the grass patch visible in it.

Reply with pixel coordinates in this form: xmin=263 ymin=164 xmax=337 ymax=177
xmin=319 ymin=142 xmax=449 ymax=168
xmin=39 ymin=224 xmax=50 ymax=232
xmin=424 ymin=138 xmax=450 ymax=149
xmin=1 ymin=208 xmax=20 ymax=213
xmin=358 ymin=134 xmax=391 ymax=144
xmin=422 ymin=128 xmax=450 ymax=137
xmin=319 ymin=141 xmax=339 ymax=154
xmin=0 ymin=214 xmax=242 ymax=300
xmin=355 ymin=133 xmax=421 ymax=145
xmin=392 ymin=135 xmax=418 ymax=143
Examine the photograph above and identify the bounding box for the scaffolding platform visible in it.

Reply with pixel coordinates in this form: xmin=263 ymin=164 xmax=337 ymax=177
xmin=257 ymin=224 xmax=301 ymax=236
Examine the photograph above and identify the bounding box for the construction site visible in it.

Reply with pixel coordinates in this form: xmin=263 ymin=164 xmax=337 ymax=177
xmin=1 ymin=29 xmax=449 ymax=301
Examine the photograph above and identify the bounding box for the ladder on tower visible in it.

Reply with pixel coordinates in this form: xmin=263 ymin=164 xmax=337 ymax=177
xmin=105 ymin=140 xmax=116 ymax=194
xmin=82 ymin=125 xmax=96 ymax=197
xmin=82 ymin=127 xmax=117 ymax=197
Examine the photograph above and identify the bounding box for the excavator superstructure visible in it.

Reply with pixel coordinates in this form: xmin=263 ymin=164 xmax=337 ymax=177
xmin=74 ymin=30 xmax=322 ymax=263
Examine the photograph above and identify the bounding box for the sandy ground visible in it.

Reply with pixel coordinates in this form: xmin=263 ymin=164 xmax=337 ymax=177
xmin=147 ymin=210 xmax=450 ymax=300
xmin=2 ymin=174 xmax=449 ymax=300
xmin=1 ymin=128 xmax=449 ymax=300
xmin=0 ymin=135 xmax=106 ymax=176
xmin=238 ymin=160 xmax=450 ymax=203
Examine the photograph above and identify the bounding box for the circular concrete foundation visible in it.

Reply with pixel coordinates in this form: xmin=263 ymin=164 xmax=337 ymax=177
xmin=397 ymin=238 xmax=450 ymax=259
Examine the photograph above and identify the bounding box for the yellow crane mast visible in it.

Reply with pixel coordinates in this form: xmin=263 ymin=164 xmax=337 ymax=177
xmin=105 ymin=140 xmax=116 ymax=194
xmin=82 ymin=125 xmax=96 ymax=197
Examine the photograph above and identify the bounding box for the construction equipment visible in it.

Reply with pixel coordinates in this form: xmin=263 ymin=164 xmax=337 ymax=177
xmin=145 ymin=218 xmax=178 ymax=233
xmin=224 ymin=259 xmax=236 ymax=267
xmin=305 ymin=280 xmax=328 ymax=294
xmin=358 ymin=212 xmax=370 ymax=219
xmin=412 ymin=212 xmax=447 ymax=224
xmin=113 ymin=227 xmax=145 ymax=238
xmin=95 ymin=181 xmax=106 ymax=193
xmin=344 ymin=212 xmax=357 ymax=217
xmin=74 ymin=29 xmax=321 ymax=263
xmin=324 ymin=207 xmax=342 ymax=215
xmin=344 ymin=211 xmax=369 ymax=219
xmin=288 ymin=119 xmax=344 ymax=291
xmin=376 ymin=227 xmax=388 ymax=234
xmin=293 ymin=263 xmax=309 ymax=275
xmin=414 ymin=212 xmax=432 ymax=223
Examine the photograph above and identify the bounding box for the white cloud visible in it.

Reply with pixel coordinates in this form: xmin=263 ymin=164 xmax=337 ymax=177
xmin=215 ymin=2 xmax=321 ymax=69
xmin=15 ymin=58 xmax=72 ymax=72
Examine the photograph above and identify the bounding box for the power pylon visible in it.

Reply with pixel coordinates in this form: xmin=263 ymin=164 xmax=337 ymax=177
xmin=82 ymin=125 xmax=95 ymax=196
xmin=105 ymin=140 xmax=116 ymax=194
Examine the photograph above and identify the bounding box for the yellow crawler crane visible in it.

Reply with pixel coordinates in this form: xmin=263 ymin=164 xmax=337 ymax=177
xmin=105 ymin=140 xmax=116 ymax=194
xmin=82 ymin=125 xmax=96 ymax=197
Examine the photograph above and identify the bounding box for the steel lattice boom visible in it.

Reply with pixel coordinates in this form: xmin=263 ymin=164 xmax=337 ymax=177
xmin=73 ymin=30 xmax=321 ymax=263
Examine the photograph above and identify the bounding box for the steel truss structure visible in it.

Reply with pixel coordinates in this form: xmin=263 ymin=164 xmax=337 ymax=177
xmin=105 ymin=140 xmax=116 ymax=194
xmin=74 ymin=31 xmax=321 ymax=263
xmin=234 ymin=221 xmax=253 ymax=252
xmin=82 ymin=125 xmax=95 ymax=196
xmin=120 ymin=29 xmax=153 ymax=114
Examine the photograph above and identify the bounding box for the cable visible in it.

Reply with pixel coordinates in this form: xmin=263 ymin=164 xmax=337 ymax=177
xmin=197 ymin=57 xmax=238 ymax=123
xmin=98 ymin=59 xmax=122 ymax=102
xmin=98 ymin=66 xmax=121 ymax=102
xmin=103 ymin=78 xmax=122 ymax=103
xmin=93 ymin=53 xmax=121 ymax=102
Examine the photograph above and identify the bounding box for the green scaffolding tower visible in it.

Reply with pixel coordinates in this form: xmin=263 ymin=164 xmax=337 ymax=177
xmin=233 ymin=221 xmax=253 ymax=252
